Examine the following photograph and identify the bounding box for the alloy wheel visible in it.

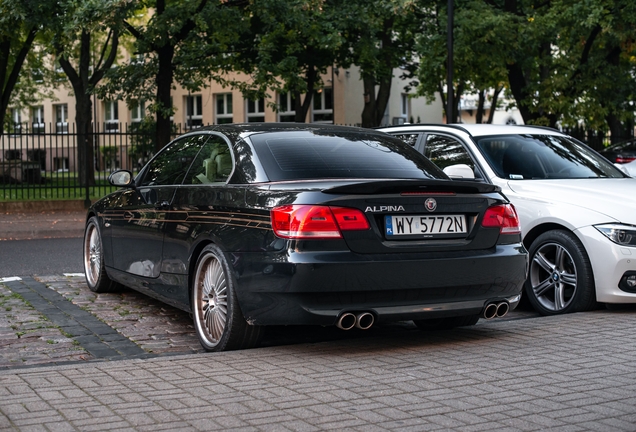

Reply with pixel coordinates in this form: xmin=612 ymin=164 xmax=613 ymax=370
xmin=84 ymin=223 xmax=101 ymax=288
xmin=194 ymin=254 xmax=228 ymax=347
xmin=529 ymin=242 xmax=578 ymax=312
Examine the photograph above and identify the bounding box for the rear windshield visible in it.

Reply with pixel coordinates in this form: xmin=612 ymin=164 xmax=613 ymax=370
xmin=249 ymin=130 xmax=446 ymax=181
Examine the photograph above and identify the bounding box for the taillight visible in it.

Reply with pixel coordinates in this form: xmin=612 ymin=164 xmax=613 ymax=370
xmin=482 ymin=204 xmax=521 ymax=234
xmin=616 ymin=156 xmax=636 ymax=164
xmin=271 ymin=205 xmax=370 ymax=239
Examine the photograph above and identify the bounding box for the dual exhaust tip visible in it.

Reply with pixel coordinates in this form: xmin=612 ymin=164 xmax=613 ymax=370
xmin=336 ymin=302 xmax=508 ymax=329
xmin=482 ymin=301 xmax=510 ymax=320
xmin=336 ymin=312 xmax=374 ymax=330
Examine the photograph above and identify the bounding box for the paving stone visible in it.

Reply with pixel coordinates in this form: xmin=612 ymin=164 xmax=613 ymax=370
xmin=2 ymin=275 xmax=636 ymax=430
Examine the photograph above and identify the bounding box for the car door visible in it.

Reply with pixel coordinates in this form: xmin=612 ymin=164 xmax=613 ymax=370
xmin=109 ymin=134 xmax=209 ymax=278
xmin=161 ymin=134 xmax=239 ymax=277
xmin=422 ymin=133 xmax=487 ymax=181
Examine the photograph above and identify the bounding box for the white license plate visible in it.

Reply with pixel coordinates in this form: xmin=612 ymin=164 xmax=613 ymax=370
xmin=385 ymin=214 xmax=467 ymax=237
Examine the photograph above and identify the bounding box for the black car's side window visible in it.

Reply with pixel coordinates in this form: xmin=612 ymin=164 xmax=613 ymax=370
xmin=187 ymin=136 xmax=233 ymax=184
xmin=138 ymin=134 xmax=209 ymax=187
xmin=425 ymin=134 xmax=476 ymax=173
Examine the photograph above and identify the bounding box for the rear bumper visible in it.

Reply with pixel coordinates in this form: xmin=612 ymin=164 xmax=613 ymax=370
xmin=232 ymin=244 xmax=528 ymax=326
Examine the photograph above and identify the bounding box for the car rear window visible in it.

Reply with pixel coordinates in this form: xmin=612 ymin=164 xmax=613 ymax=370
xmin=249 ymin=131 xmax=446 ymax=181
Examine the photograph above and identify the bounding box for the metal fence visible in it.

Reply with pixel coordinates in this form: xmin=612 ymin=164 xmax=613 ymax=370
xmin=0 ymin=123 xmax=183 ymax=202
xmin=1 ymin=122 xmax=624 ymax=202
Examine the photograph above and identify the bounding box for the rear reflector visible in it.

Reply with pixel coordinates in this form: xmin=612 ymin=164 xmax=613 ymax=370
xmin=482 ymin=204 xmax=521 ymax=234
xmin=271 ymin=205 xmax=370 ymax=239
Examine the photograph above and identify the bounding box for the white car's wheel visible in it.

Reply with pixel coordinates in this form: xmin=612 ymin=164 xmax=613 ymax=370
xmin=525 ymin=230 xmax=596 ymax=315
xmin=192 ymin=244 xmax=261 ymax=352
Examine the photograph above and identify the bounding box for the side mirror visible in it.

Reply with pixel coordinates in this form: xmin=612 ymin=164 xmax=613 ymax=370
xmin=108 ymin=170 xmax=134 ymax=187
xmin=443 ymin=164 xmax=475 ymax=180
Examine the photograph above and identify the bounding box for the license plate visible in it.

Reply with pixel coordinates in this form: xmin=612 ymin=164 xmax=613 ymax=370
xmin=385 ymin=214 xmax=467 ymax=237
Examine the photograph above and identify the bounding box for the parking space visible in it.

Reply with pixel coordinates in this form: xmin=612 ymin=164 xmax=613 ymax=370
xmin=0 ymin=275 xmax=635 ymax=430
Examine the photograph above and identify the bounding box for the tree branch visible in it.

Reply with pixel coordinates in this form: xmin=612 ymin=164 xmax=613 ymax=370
xmin=1 ymin=26 xmax=38 ymax=109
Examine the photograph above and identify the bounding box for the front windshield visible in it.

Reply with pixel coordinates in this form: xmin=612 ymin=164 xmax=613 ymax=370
xmin=475 ymin=134 xmax=626 ymax=180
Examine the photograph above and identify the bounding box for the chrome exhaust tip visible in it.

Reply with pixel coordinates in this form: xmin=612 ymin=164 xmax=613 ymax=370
xmin=336 ymin=312 xmax=356 ymax=330
xmin=482 ymin=303 xmax=498 ymax=320
xmin=496 ymin=302 xmax=509 ymax=318
xmin=355 ymin=312 xmax=374 ymax=330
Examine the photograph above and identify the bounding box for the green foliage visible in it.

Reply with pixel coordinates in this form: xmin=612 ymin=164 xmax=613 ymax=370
xmin=415 ymin=0 xmax=636 ymax=132
xmin=227 ymin=0 xmax=347 ymax=120
xmin=0 ymin=0 xmax=58 ymax=135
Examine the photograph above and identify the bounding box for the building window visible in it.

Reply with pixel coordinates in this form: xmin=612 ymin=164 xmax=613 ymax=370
xmin=278 ymin=92 xmax=296 ymax=122
xmin=9 ymin=108 xmax=22 ymax=134
xmin=312 ymin=88 xmax=333 ymax=123
xmin=401 ymin=94 xmax=409 ymax=117
xmin=55 ymin=104 xmax=68 ymax=134
xmin=54 ymin=157 xmax=69 ymax=172
xmin=186 ymin=95 xmax=203 ymax=129
xmin=215 ymin=93 xmax=233 ymax=124
xmin=31 ymin=106 xmax=45 ymax=134
xmin=131 ymin=100 xmax=145 ymax=123
xmin=246 ymin=98 xmax=265 ymax=122
xmin=104 ymin=100 xmax=119 ymax=132
xmin=392 ymin=94 xmax=409 ymax=125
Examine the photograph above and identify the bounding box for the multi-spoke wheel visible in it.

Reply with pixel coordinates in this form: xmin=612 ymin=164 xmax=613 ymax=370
xmin=525 ymin=230 xmax=596 ymax=315
xmin=83 ymin=216 xmax=119 ymax=293
xmin=192 ymin=244 xmax=261 ymax=352
xmin=414 ymin=314 xmax=479 ymax=331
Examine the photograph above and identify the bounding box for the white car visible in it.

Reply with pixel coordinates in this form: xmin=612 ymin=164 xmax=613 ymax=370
xmin=381 ymin=124 xmax=636 ymax=315
xmin=617 ymin=160 xmax=636 ymax=178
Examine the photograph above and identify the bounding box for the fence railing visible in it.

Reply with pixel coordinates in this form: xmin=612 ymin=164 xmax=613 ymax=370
xmin=0 ymin=123 xmax=184 ymax=202
xmin=1 ymin=121 xmax=624 ymax=202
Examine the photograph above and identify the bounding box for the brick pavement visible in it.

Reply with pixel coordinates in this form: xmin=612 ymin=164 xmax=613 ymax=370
xmin=1 ymin=205 xmax=635 ymax=431
xmin=1 ymin=308 xmax=635 ymax=431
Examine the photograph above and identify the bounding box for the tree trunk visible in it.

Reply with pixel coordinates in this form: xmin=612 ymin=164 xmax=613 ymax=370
xmin=58 ymin=30 xmax=96 ymax=188
xmin=452 ymin=82 xmax=464 ymax=124
xmin=360 ymin=75 xmax=392 ymax=128
xmin=476 ymin=90 xmax=485 ymax=124
xmin=0 ymin=26 xmax=38 ymax=136
xmin=507 ymin=62 xmax=539 ymax=125
xmin=486 ymin=86 xmax=502 ymax=124
xmin=294 ymin=66 xmax=317 ymax=123
xmin=155 ymin=44 xmax=175 ymax=152
xmin=374 ymin=76 xmax=392 ymax=126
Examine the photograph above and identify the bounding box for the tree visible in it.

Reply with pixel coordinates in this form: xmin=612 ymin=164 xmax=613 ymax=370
xmin=481 ymin=0 xmax=635 ymax=137
xmin=98 ymin=0 xmax=245 ymax=153
xmin=43 ymin=0 xmax=129 ymax=188
xmin=0 ymin=0 xmax=53 ymax=136
xmin=230 ymin=0 xmax=345 ymax=123
xmin=414 ymin=0 xmax=510 ymax=123
xmin=346 ymin=0 xmax=433 ymax=127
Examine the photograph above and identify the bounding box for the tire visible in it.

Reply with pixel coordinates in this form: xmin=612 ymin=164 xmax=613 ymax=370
xmin=525 ymin=230 xmax=596 ymax=315
xmin=414 ymin=314 xmax=479 ymax=331
xmin=192 ymin=244 xmax=261 ymax=352
xmin=83 ymin=216 xmax=120 ymax=293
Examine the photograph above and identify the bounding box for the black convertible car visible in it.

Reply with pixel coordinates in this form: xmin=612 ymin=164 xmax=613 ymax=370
xmin=84 ymin=123 xmax=528 ymax=351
